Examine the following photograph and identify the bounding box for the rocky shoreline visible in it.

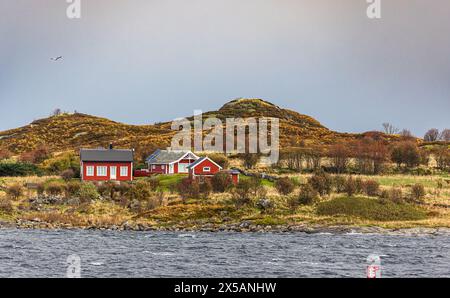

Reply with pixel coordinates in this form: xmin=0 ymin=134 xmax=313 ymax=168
xmin=1 ymin=219 xmax=450 ymax=236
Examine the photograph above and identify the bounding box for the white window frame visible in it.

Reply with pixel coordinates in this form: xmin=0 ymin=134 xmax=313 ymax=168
xmin=162 ymin=165 xmax=165 ymax=169
xmin=203 ymin=167 xmax=211 ymax=172
xmin=86 ymin=166 xmax=94 ymax=177
xmin=97 ymin=166 xmax=107 ymax=177
xmin=120 ymin=166 xmax=128 ymax=177
xmin=152 ymin=165 xmax=156 ymax=170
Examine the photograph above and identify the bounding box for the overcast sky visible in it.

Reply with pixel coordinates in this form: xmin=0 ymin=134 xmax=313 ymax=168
xmin=0 ymin=0 xmax=449 ymax=136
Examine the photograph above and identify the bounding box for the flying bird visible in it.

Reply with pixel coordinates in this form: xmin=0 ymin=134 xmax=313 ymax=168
xmin=50 ymin=56 xmax=63 ymax=61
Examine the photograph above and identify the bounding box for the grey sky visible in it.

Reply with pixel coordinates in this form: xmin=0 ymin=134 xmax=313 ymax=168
xmin=0 ymin=0 xmax=449 ymax=136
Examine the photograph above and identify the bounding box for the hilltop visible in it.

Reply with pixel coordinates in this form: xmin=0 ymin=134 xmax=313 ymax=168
xmin=0 ymin=98 xmax=365 ymax=156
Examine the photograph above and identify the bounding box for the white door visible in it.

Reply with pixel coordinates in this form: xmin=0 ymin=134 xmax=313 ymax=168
xmin=110 ymin=166 xmax=117 ymax=180
xmin=169 ymin=164 xmax=174 ymax=174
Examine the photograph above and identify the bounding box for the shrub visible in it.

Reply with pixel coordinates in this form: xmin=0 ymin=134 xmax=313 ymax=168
xmin=176 ymin=178 xmax=200 ymax=200
xmin=308 ymin=171 xmax=332 ymax=196
xmin=298 ymin=184 xmax=319 ymax=205
xmin=248 ymin=176 xmax=264 ymax=197
xmin=344 ymin=176 xmax=357 ymax=197
xmin=146 ymin=191 xmax=165 ymax=210
xmin=410 ymin=184 xmax=426 ymax=203
xmin=0 ymin=198 xmax=13 ymax=213
xmin=333 ymin=176 xmax=347 ymax=193
xmin=36 ymin=183 xmax=45 ymax=196
xmin=6 ymin=183 xmax=24 ymax=200
xmin=199 ymin=180 xmax=213 ymax=199
xmin=317 ymin=196 xmax=427 ymax=221
xmin=362 ymin=180 xmax=380 ymax=197
xmin=275 ymin=177 xmax=295 ymax=195
xmin=0 ymin=149 xmax=12 ymax=160
xmin=45 ymin=181 xmax=65 ymax=197
xmin=0 ymin=162 xmax=41 ymax=177
xmin=19 ymin=145 xmax=50 ymax=164
xmin=65 ymin=181 xmax=81 ymax=198
xmin=41 ymin=151 xmax=80 ymax=175
xmin=287 ymin=196 xmax=300 ymax=212
xmin=355 ymin=177 xmax=364 ymax=194
xmin=387 ymin=188 xmax=404 ymax=204
xmin=211 ymin=172 xmax=233 ymax=193
xmin=77 ymin=183 xmax=99 ymax=203
xmin=147 ymin=177 xmax=160 ymax=190
xmin=232 ymin=180 xmax=253 ymax=207
xmin=127 ymin=180 xmax=152 ymax=202
xmin=60 ymin=169 xmax=75 ymax=181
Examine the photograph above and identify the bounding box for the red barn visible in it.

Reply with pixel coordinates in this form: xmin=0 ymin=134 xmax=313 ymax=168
xmin=188 ymin=156 xmax=223 ymax=179
xmin=146 ymin=150 xmax=199 ymax=174
xmin=80 ymin=147 xmax=134 ymax=182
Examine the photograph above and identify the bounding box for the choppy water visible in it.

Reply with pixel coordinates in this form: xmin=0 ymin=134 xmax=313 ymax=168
xmin=0 ymin=229 xmax=449 ymax=278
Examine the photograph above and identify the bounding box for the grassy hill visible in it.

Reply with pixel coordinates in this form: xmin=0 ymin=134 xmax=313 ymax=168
xmin=0 ymin=98 xmax=368 ymax=156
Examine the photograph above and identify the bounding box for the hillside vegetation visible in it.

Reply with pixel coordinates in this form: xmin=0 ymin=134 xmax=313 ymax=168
xmin=0 ymin=98 xmax=359 ymax=155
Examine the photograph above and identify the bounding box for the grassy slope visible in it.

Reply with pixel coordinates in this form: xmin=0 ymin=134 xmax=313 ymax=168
xmin=0 ymin=98 xmax=362 ymax=155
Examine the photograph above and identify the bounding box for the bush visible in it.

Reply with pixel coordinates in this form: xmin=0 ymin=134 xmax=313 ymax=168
xmin=344 ymin=176 xmax=357 ymax=197
xmin=410 ymin=184 xmax=426 ymax=203
xmin=65 ymin=181 xmax=81 ymax=198
xmin=147 ymin=177 xmax=160 ymax=190
xmin=0 ymin=162 xmax=42 ymax=177
xmin=308 ymin=171 xmax=332 ymax=196
xmin=41 ymin=151 xmax=80 ymax=175
xmin=127 ymin=180 xmax=152 ymax=202
xmin=36 ymin=183 xmax=45 ymax=196
xmin=146 ymin=191 xmax=165 ymax=210
xmin=0 ymin=198 xmax=13 ymax=213
xmin=6 ymin=183 xmax=24 ymax=200
xmin=211 ymin=172 xmax=233 ymax=193
xmin=298 ymin=184 xmax=319 ymax=205
xmin=60 ymin=169 xmax=75 ymax=181
xmin=381 ymin=188 xmax=404 ymax=204
xmin=0 ymin=149 xmax=12 ymax=160
xmin=317 ymin=196 xmax=427 ymax=221
xmin=333 ymin=176 xmax=347 ymax=193
xmin=77 ymin=183 xmax=100 ymax=203
xmin=275 ymin=177 xmax=295 ymax=195
xmin=199 ymin=180 xmax=213 ymax=199
xmin=45 ymin=181 xmax=65 ymax=197
xmin=362 ymin=180 xmax=380 ymax=197
xmin=176 ymin=178 xmax=200 ymax=200
xmin=232 ymin=180 xmax=253 ymax=207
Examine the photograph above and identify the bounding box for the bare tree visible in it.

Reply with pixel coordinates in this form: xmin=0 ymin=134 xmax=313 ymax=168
xmin=52 ymin=108 xmax=62 ymax=116
xmin=424 ymin=128 xmax=440 ymax=142
xmin=440 ymin=129 xmax=450 ymax=142
xmin=382 ymin=123 xmax=399 ymax=135
xmin=399 ymin=129 xmax=413 ymax=138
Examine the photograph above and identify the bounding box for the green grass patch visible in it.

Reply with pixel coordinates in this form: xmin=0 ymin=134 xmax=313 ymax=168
xmin=316 ymin=196 xmax=427 ymax=221
xmin=239 ymin=175 xmax=274 ymax=187
xmin=155 ymin=174 xmax=186 ymax=191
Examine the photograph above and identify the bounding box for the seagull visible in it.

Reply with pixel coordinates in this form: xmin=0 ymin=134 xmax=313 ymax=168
xmin=50 ymin=56 xmax=63 ymax=61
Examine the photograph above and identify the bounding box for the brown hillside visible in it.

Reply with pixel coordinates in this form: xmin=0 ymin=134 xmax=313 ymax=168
xmin=0 ymin=98 xmax=365 ymax=155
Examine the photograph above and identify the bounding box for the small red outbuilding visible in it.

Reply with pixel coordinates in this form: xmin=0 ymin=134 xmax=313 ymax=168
xmin=80 ymin=147 xmax=134 ymax=182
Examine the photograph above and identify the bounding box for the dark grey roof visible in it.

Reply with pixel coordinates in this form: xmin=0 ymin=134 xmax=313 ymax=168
xmin=80 ymin=148 xmax=134 ymax=162
xmin=187 ymin=157 xmax=206 ymax=169
xmin=146 ymin=150 xmax=192 ymax=164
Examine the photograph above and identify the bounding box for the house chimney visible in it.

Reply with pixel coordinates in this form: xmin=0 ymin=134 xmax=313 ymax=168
xmin=109 ymin=143 xmax=113 ymax=150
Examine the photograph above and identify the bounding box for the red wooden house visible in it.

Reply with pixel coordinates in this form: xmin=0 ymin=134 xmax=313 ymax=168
xmin=146 ymin=150 xmax=199 ymax=174
xmin=188 ymin=157 xmax=239 ymax=184
xmin=80 ymin=147 xmax=134 ymax=182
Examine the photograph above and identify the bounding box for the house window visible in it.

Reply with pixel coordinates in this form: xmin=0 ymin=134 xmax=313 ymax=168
xmin=86 ymin=166 xmax=94 ymax=176
xmin=97 ymin=166 xmax=107 ymax=176
xmin=152 ymin=165 xmax=156 ymax=170
xmin=162 ymin=165 xmax=165 ymax=169
xmin=120 ymin=166 xmax=128 ymax=177
xmin=203 ymin=167 xmax=211 ymax=172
